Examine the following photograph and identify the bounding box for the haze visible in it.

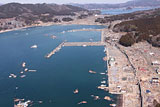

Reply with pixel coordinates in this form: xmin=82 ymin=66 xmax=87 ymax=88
xmin=0 ymin=0 xmax=131 ymax=4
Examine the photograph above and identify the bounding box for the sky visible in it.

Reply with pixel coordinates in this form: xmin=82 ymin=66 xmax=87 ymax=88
xmin=0 ymin=0 xmax=131 ymax=4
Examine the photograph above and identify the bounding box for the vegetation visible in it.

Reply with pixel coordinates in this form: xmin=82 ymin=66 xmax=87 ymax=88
xmin=119 ymin=33 xmax=135 ymax=46
xmin=0 ymin=3 xmax=87 ymax=19
xmin=62 ymin=17 xmax=73 ymax=22
xmin=114 ymin=16 xmax=160 ymax=47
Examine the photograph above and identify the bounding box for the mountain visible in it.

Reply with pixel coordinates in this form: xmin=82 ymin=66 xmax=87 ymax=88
xmin=106 ymin=8 xmax=160 ymax=47
xmin=0 ymin=3 xmax=87 ymax=19
xmin=72 ymin=0 xmax=160 ymax=9
xmin=0 ymin=3 xmax=92 ymax=31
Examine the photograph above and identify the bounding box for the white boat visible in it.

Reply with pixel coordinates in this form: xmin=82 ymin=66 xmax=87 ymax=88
xmin=30 ymin=45 xmax=38 ymax=49
xmin=20 ymin=75 xmax=26 ymax=78
xmin=83 ymin=45 xmax=87 ymax=47
xmin=73 ymin=89 xmax=79 ymax=94
xmin=28 ymin=70 xmax=37 ymax=72
xmin=101 ymin=81 xmax=106 ymax=84
xmin=100 ymin=73 xmax=105 ymax=75
xmin=22 ymin=62 xmax=26 ymax=67
xmin=110 ymin=104 xmax=116 ymax=107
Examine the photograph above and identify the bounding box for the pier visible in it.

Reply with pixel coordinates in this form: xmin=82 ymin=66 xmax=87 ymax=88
xmin=45 ymin=42 xmax=65 ymax=58
xmin=63 ymin=42 xmax=106 ymax=47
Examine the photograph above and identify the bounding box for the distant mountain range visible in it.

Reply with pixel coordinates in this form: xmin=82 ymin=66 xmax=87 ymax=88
xmin=0 ymin=3 xmax=91 ymax=31
xmin=0 ymin=3 xmax=87 ymax=19
xmin=71 ymin=0 xmax=160 ymax=9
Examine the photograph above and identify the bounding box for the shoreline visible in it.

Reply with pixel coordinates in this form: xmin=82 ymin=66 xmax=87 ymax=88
xmin=0 ymin=15 xmax=108 ymax=34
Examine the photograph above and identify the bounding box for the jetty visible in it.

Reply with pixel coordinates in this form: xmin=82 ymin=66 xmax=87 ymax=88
xmin=66 ymin=29 xmax=102 ymax=33
xmin=63 ymin=42 xmax=105 ymax=47
xmin=45 ymin=42 xmax=65 ymax=58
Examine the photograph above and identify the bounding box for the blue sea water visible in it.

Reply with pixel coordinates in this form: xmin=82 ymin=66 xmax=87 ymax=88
xmin=0 ymin=25 xmax=117 ymax=107
xmin=101 ymin=7 xmax=157 ymax=15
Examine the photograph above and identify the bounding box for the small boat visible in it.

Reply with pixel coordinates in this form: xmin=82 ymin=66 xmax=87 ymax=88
xmin=93 ymin=96 xmax=100 ymax=100
xmin=78 ymin=101 xmax=87 ymax=105
xmin=104 ymin=96 xmax=112 ymax=101
xmin=61 ymin=31 xmax=66 ymax=34
xmin=22 ymin=62 xmax=26 ymax=67
xmin=100 ymin=84 xmax=106 ymax=87
xmin=28 ymin=70 xmax=37 ymax=72
xmin=89 ymin=70 xmax=96 ymax=74
xmin=38 ymin=101 xmax=43 ymax=104
xmin=30 ymin=45 xmax=38 ymax=49
xmin=89 ymin=38 xmax=93 ymax=41
xmin=101 ymin=81 xmax=106 ymax=84
xmin=100 ymin=73 xmax=105 ymax=75
xmin=51 ymin=35 xmax=56 ymax=39
xmin=83 ymin=45 xmax=87 ymax=47
xmin=24 ymin=68 xmax=28 ymax=72
xmin=20 ymin=71 xmax=24 ymax=74
xmin=73 ymin=89 xmax=79 ymax=94
xmin=15 ymin=100 xmax=31 ymax=107
xmin=20 ymin=75 xmax=26 ymax=78
xmin=9 ymin=74 xmax=17 ymax=78
xmin=110 ymin=104 xmax=116 ymax=107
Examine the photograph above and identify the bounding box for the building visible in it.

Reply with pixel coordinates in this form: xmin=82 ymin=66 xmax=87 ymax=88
xmin=108 ymin=57 xmax=115 ymax=67
xmin=152 ymin=60 xmax=160 ymax=65
xmin=156 ymin=68 xmax=160 ymax=74
xmin=152 ymin=78 xmax=159 ymax=84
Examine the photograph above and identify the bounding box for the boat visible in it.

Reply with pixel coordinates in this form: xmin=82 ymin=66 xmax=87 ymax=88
xmin=94 ymin=96 xmax=100 ymax=100
xmin=101 ymin=81 xmax=106 ymax=84
xmin=24 ymin=68 xmax=28 ymax=72
xmin=51 ymin=35 xmax=56 ymax=39
xmin=22 ymin=62 xmax=26 ymax=67
xmin=83 ymin=45 xmax=87 ymax=47
xmin=78 ymin=101 xmax=87 ymax=104
xmin=110 ymin=104 xmax=116 ymax=107
xmin=100 ymin=73 xmax=105 ymax=75
xmin=89 ymin=70 xmax=96 ymax=74
xmin=20 ymin=71 xmax=24 ymax=74
xmin=73 ymin=89 xmax=79 ymax=94
xmin=15 ymin=100 xmax=31 ymax=107
xmin=30 ymin=45 xmax=38 ymax=49
xmin=104 ymin=96 xmax=112 ymax=101
xmin=9 ymin=74 xmax=17 ymax=78
xmin=28 ymin=70 xmax=37 ymax=72
xmin=61 ymin=31 xmax=65 ymax=34
xmin=20 ymin=75 xmax=26 ymax=78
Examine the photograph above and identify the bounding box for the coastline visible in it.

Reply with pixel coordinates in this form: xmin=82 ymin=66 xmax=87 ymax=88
xmin=0 ymin=15 xmax=107 ymax=34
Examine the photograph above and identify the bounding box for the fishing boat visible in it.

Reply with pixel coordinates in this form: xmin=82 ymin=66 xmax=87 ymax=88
xmin=30 ymin=45 xmax=38 ymax=49
xmin=73 ymin=89 xmax=79 ymax=94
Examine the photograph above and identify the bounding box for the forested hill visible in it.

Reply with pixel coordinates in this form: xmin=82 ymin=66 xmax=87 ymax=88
xmin=0 ymin=3 xmax=88 ymax=19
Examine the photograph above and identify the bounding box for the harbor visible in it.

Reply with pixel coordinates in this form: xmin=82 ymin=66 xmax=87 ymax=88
xmin=0 ymin=24 xmax=119 ymax=107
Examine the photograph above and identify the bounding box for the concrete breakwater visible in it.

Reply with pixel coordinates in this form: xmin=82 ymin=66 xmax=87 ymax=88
xmin=45 ymin=42 xmax=106 ymax=58
xmin=63 ymin=42 xmax=106 ymax=47
xmin=45 ymin=42 xmax=65 ymax=58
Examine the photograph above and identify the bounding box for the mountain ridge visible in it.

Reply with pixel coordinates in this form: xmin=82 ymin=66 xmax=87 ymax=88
xmin=72 ymin=0 xmax=160 ymax=9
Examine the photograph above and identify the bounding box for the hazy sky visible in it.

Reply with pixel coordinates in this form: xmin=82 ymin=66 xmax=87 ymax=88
xmin=0 ymin=0 xmax=131 ymax=4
